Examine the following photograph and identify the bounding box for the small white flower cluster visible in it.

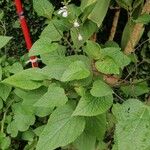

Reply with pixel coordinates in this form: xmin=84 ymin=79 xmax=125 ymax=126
xmin=73 ymin=19 xmax=83 ymax=41
xmin=57 ymin=6 xmax=68 ymax=17
xmin=57 ymin=5 xmax=83 ymax=41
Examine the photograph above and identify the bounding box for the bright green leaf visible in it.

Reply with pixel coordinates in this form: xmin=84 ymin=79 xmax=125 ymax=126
xmin=84 ymin=41 xmax=101 ymax=60
xmin=112 ymin=99 xmax=150 ymax=150
xmin=61 ymin=61 xmax=90 ymax=82
xmin=36 ymin=104 xmax=85 ymax=150
xmin=33 ymin=0 xmax=54 ymax=19
xmin=88 ymin=0 xmax=110 ymax=27
xmin=12 ymin=103 xmax=35 ymax=131
xmin=95 ymin=57 xmax=120 ymax=74
xmin=0 ymin=83 xmax=12 ymax=101
xmin=73 ymin=94 xmax=113 ymax=116
xmin=0 ymin=36 xmax=12 ymax=49
xmin=29 ymin=39 xmax=58 ymax=56
xmin=90 ymin=80 xmax=113 ymax=97
xmin=2 ymin=68 xmax=48 ymax=90
xmin=34 ymin=84 xmax=68 ymax=108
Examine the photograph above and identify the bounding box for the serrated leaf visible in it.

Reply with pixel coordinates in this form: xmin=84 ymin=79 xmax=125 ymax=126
xmin=36 ymin=104 xmax=85 ymax=150
xmin=2 ymin=68 xmax=48 ymax=90
xmin=95 ymin=57 xmax=120 ymax=74
xmin=73 ymin=94 xmax=113 ymax=116
xmin=88 ymin=0 xmax=110 ymax=27
xmin=12 ymin=103 xmax=35 ymax=132
xmin=61 ymin=61 xmax=90 ymax=82
xmin=0 ymin=83 xmax=12 ymax=101
xmin=34 ymin=84 xmax=68 ymax=108
xmin=29 ymin=38 xmax=58 ymax=56
xmin=112 ymin=99 xmax=150 ymax=150
xmin=33 ymin=0 xmax=54 ymax=19
xmin=0 ymin=36 xmax=12 ymax=49
xmin=90 ymin=80 xmax=113 ymax=97
xmin=84 ymin=40 xmax=101 ymax=60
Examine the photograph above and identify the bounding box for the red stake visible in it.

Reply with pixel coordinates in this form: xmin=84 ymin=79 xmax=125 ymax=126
xmin=14 ymin=0 xmax=38 ymax=68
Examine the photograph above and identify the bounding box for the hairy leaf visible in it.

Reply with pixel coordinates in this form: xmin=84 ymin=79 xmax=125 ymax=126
xmin=34 ymin=84 xmax=68 ymax=108
xmin=36 ymin=104 xmax=85 ymax=150
xmin=112 ymin=99 xmax=150 ymax=150
xmin=73 ymin=94 xmax=113 ymax=116
xmin=90 ymin=80 xmax=113 ymax=97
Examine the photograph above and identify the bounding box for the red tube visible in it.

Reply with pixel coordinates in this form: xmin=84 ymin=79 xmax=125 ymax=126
xmin=14 ymin=0 xmax=38 ymax=68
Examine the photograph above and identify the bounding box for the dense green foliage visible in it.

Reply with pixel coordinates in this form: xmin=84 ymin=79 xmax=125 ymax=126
xmin=0 ymin=0 xmax=150 ymax=150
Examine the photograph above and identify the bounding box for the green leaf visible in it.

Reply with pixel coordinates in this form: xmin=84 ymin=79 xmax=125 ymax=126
xmin=0 ymin=9 xmax=4 ymax=20
xmin=0 ymin=66 xmax=2 ymax=80
xmin=90 ymin=80 xmax=113 ymax=97
xmin=12 ymin=103 xmax=35 ymax=131
xmin=33 ymin=0 xmax=54 ymax=19
xmin=85 ymin=113 xmax=107 ymax=139
xmin=7 ymin=121 xmax=18 ymax=137
xmin=0 ymin=133 xmax=11 ymax=150
xmin=34 ymin=84 xmax=68 ymax=108
xmin=2 ymin=68 xmax=48 ymax=90
xmin=74 ymin=132 xmax=96 ymax=150
xmin=14 ymin=87 xmax=52 ymax=117
xmin=112 ymin=99 xmax=150 ymax=150
xmin=116 ymin=0 xmax=133 ymax=10
xmin=0 ymin=83 xmax=12 ymax=101
xmin=134 ymin=14 xmax=150 ymax=24
xmin=36 ymin=104 xmax=85 ymax=150
xmin=7 ymin=62 xmax=23 ymax=74
xmin=84 ymin=41 xmax=101 ymax=60
xmin=95 ymin=57 xmax=120 ymax=74
xmin=121 ymin=20 xmax=135 ymax=50
xmin=88 ymin=0 xmax=110 ymax=27
xmin=61 ymin=61 xmax=90 ymax=82
xmin=29 ymin=38 xmax=58 ymax=56
xmin=0 ymin=98 xmax=3 ymax=110
xmin=121 ymin=81 xmax=149 ymax=97
xmin=73 ymin=94 xmax=113 ymax=116
xmin=100 ymin=47 xmax=131 ymax=68
xmin=80 ymin=0 xmax=97 ymax=11
xmin=40 ymin=20 xmax=63 ymax=41
xmin=22 ymin=130 xmax=35 ymax=142
xmin=71 ymin=20 xmax=97 ymax=48
xmin=0 ymin=36 xmax=12 ymax=49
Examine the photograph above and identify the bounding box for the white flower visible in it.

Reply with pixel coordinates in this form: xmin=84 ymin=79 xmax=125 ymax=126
xmin=73 ymin=20 xmax=80 ymax=28
xmin=78 ymin=33 xmax=83 ymax=41
xmin=57 ymin=6 xmax=68 ymax=18
xmin=62 ymin=11 xmax=68 ymax=17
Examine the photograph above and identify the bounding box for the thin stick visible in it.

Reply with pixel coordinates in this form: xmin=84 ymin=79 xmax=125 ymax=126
xmin=109 ymin=8 xmax=120 ymax=41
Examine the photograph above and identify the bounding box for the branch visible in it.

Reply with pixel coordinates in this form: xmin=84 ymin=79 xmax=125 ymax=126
xmin=124 ymin=0 xmax=150 ymax=54
xmin=109 ymin=8 xmax=120 ymax=41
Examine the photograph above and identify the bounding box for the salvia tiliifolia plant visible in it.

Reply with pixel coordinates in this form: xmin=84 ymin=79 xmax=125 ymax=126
xmin=0 ymin=0 xmax=150 ymax=149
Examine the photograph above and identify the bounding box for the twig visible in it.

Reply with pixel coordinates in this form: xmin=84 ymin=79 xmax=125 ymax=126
xmin=109 ymin=8 xmax=120 ymax=41
xmin=124 ymin=0 xmax=150 ymax=54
